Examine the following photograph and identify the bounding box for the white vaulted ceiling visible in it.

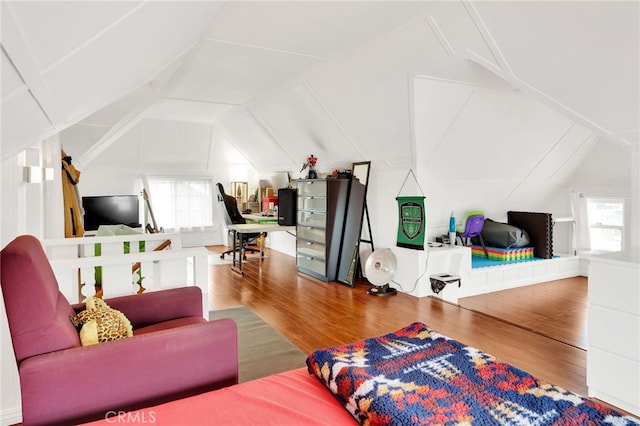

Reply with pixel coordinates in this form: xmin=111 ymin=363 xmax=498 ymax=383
xmin=1 ymin=1 xmax=638 ymax=188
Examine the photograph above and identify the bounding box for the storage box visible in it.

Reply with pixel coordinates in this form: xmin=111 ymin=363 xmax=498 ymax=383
xmin=262 ymin=197 xmax=278 ymax=213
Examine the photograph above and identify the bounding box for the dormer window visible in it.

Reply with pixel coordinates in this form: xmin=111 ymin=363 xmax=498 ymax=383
xmin=147 ymin=178 xmax=214 ymax=230
xmin=586 ymin=197 xmax=625 ymax=252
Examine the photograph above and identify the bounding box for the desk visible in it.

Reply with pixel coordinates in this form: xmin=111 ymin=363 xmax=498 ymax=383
xmin=242 ymin=214 xmax=278 ymax=224
xmin=227 ymin=223 xmax=295 ymax=275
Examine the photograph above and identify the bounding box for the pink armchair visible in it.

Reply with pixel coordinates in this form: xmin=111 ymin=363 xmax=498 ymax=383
xmin=1 ymin=235 xmax=238 ymax=426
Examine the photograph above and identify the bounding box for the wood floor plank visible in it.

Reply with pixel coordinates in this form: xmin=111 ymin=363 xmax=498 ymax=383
xmin=206 ymin=247 xmax=590 ymax=398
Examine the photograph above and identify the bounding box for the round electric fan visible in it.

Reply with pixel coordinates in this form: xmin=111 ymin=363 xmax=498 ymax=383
xmin=365 ymin=249 xmax=398 ymax=296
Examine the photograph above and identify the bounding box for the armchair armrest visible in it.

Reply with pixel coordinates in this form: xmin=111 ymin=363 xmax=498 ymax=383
xmin=72 ymin=286 xmax=204 ymax=328
xmin=18 ymin=318 xmax=238 ymax=426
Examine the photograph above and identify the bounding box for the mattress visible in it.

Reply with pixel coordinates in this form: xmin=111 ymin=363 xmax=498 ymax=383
xmin=82 ymin=367 xmax=354 ymax=425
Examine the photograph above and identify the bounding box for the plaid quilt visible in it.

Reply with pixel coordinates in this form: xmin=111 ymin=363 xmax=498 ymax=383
xmin=306 ymin=322 xmax=639 ymax=425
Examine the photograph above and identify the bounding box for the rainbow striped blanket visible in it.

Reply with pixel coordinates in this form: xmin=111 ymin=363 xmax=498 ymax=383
xmin=307 ymin=323 xmax=639 ymax=425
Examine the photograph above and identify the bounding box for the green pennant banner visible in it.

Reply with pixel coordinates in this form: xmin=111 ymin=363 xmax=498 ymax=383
xmin=396 ymin=196 xmax=426 ymax=250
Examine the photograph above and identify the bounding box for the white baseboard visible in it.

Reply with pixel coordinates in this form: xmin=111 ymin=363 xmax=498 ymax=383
xmin=1 ymin=405 xmax=22 ymax=426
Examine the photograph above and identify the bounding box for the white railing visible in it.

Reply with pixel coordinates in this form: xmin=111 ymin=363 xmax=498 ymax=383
xmin=42 ymin=233 xmax=209 ymax=314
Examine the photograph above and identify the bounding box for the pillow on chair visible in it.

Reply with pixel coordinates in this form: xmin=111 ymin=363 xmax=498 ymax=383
xmin=71 ymin=297 xmax=133 ymax=346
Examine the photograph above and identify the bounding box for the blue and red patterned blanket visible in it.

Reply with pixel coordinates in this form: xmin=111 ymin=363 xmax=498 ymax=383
xmin=306 ymin=322 xmax=639 ymax=425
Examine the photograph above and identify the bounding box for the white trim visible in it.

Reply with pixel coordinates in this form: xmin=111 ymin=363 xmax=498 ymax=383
xmin=0 ymin=405 xmax=23 ymax=426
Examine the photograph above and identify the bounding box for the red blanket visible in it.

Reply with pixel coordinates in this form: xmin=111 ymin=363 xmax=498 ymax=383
xmin=83 ymin=368 xmax=354 ymax=425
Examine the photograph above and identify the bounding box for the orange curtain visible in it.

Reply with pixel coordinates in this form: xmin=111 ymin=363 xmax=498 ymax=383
xmin=61 ymin=150 xmax=85 ymax=237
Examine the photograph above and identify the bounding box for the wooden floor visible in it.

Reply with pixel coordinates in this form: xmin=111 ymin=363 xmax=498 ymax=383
xmin=207 ymin=246 xmax=592 ymax=399
xmin=458 ymin=276 xmax=588 ymax=350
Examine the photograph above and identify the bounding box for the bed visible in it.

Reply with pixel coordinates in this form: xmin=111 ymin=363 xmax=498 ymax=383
xmin=83 ymin=367 xmax=352 ymax=425
xmin=84 ymin=323 xmax=638 ymax=425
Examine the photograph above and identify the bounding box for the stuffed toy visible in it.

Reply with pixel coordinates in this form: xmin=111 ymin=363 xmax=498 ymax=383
xmin=300 ymin=154 xmax=318 ymax=179
xmin=71 ymin=297 xmax=133 ymax=346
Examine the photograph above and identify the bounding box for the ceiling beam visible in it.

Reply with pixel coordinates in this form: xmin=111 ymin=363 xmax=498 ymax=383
xmin=2 ymin=2 xmax=60 ymax=126
xmin=463 ymin=0 xmax=628 ymax=150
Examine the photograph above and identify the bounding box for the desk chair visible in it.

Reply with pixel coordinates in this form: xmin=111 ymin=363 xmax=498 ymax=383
xmin=457 ymin=210 xmax=489 ymax=258
xmin=216 ymin=183 xmax=261 ymax=260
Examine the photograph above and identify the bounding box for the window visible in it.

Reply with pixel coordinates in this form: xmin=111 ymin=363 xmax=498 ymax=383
xmin=586 ymin=198 xmax=624 ymax=251
xmin=147 ymin=178 xmax=213 ymax=229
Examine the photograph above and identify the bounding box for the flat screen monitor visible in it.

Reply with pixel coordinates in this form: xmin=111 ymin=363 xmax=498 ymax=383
xmin=82 ymin=195 xmax=140 ymax=231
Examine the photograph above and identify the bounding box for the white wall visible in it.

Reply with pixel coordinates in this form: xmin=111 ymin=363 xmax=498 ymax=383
xmin=1 ymin=137 xmax=62 ymax=425
xmin=632 ymin=151 xmax=640 ymax=251
xmin=364 ymin=167 xmax=423 ymax=293
xmin=412 ymin=76 xmax=598 ymax=248
xmin=557 ymin=137 xmax=637 ymax=252
xmin=1 ymin=154 xmax=27 ymax=425
xmin=355 ymin=74 xmax=636 ymax=294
